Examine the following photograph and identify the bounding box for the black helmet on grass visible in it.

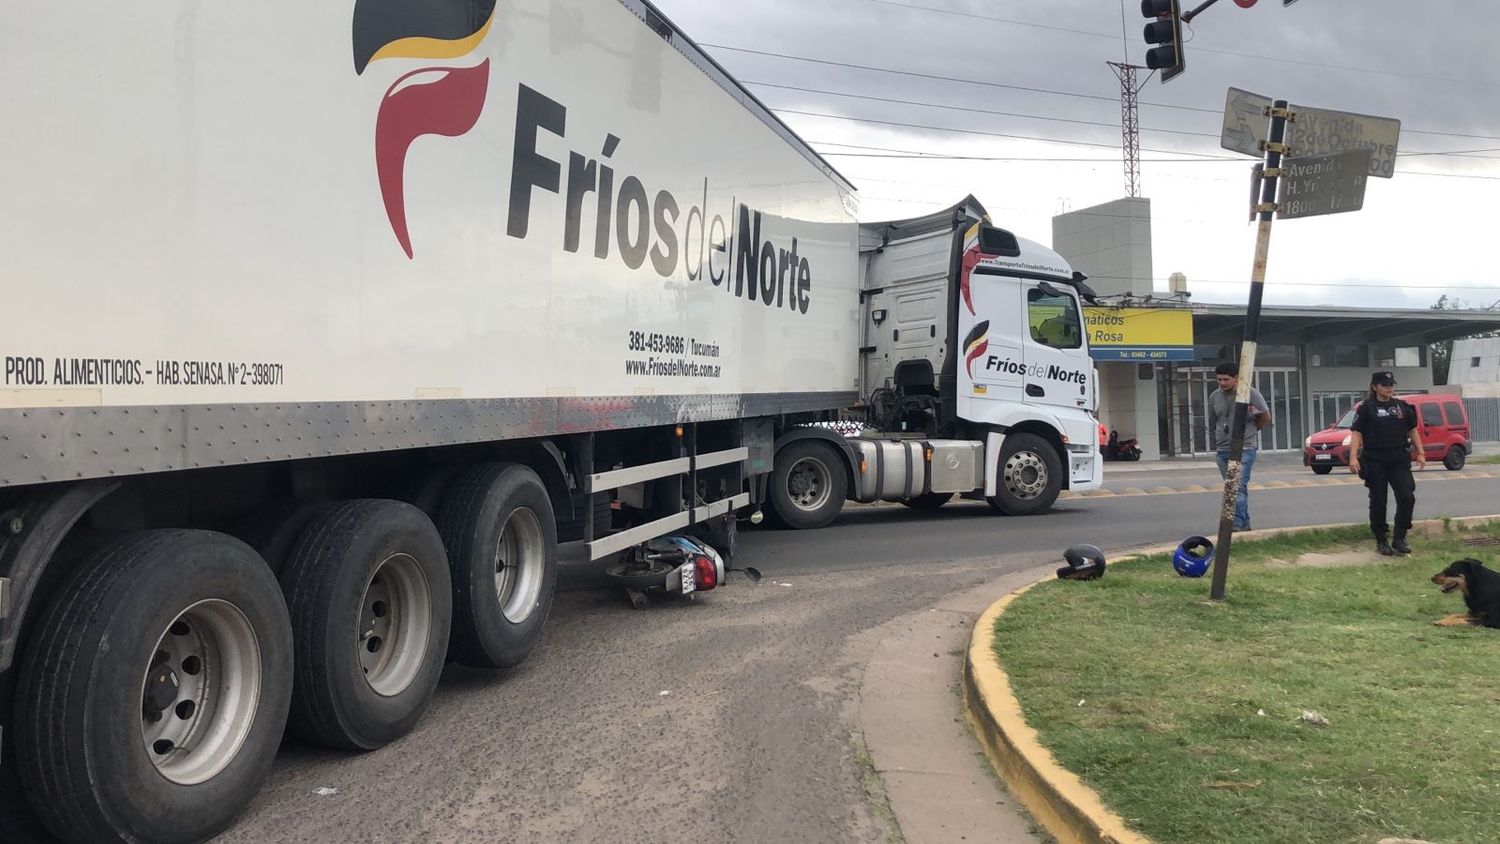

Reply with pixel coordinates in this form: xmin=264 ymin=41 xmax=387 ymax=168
xmin=1057 ymin=544 xmax=1106 ymax=580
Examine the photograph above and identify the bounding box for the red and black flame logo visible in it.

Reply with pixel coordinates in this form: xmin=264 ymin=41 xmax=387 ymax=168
xmin=959 ymin=243 xmax=983 ymax=316
xmin=353 ymin=0 xmax=499 ymax=258
xmin=963 ymin=321 xmax=989 ymax=378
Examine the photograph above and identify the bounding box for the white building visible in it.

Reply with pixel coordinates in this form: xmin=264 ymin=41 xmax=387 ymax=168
xmin=1450 ymin=337 xmax=1500 ymax=397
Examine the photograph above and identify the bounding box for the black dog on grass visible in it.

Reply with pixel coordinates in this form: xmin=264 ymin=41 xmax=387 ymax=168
xmin=1431 ymin=558 xmax=1500 ymax=629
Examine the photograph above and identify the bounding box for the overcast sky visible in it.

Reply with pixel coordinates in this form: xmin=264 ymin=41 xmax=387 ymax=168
xmin=650 ymin=0 xmax=1500 ymax=311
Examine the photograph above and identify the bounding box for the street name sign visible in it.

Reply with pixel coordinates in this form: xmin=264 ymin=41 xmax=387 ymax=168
xmin=1221 ymin=88 xmax=1400 ymax=178
xmin=1276 ymin=148 xmax=1372 ymax=219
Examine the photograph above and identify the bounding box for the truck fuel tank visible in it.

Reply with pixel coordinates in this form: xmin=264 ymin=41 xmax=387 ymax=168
xmin=849 ymin=438 xmax=985 ymax=502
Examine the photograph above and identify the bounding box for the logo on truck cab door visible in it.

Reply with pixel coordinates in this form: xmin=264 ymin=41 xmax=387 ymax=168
xmin=963 ymin=322 xmax=989 ymax=378
xmin=353 ymin=0 xmax=499 ymax=258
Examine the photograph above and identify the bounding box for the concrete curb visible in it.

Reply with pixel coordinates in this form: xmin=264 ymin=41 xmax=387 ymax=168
xmin=960 ymin=514 xmax=1500 ymax=844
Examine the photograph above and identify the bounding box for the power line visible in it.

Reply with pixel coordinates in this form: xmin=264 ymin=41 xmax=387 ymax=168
xmin=703 ymin=42 xmax=1500 ymax=142
xmin=744 ymin=80 xmax=1218 ymax=139
xmin=815 ymin=143 xmax=1500 ymax=186
xmin=854 ymin=0 xmax=1500 ymax=89
xmin=750 ymin=80 xmax=1500 ymax=160
xmin=816 ymin=148 xmax=1227 ymax=163
xmin=701 ymin=42 xmax=1146 ymax=109
xmin=782 ymin=109 xmax=1500 ymax=178
xmin=775 ymin=107 xmax=1237 ymax=158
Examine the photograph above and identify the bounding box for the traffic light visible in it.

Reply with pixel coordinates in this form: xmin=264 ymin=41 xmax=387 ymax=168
xmin=1141 ymin=0 xmax=1185 ymax=82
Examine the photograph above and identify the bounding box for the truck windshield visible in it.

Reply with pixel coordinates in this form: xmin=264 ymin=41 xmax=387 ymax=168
xmin=1027 ymin=287 xmax=1082 ymax=349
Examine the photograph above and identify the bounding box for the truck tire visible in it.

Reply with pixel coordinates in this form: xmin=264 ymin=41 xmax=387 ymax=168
xmin=557 ymin=490 xmax=612 ymax=543
xmin=901 ymin=492 xmax=954 ymax=511
xmin=0 ymin=755 xmax=45 ymax=843
xmin=395 ymin=465 xmax=462 ymax=518
xmin=986 ymin=433 xmax=1063 ymax=515
xmin=14 ymin=530 xmax=293 ymax=844
xmin=436 ymin=464 xmax=557 ymax=669
xmin=768 ymin=440 xmax=848 ymax=530
xmin=691 ymin=512 xmax=738 ymax=561
xmin=1444 ymin=447 xmax=1465 ymax=471
xmin=280 ymin=500 xmax=452 ymax=751
xmin=231 ymin=499 xmax=338 ymax=577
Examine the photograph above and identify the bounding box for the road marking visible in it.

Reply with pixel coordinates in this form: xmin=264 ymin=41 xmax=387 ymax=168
xmin=1075 ymin=470 xmax=1500 ymax=500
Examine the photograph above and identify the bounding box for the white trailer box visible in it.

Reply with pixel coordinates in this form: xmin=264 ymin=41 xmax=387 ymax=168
xmin=0 ymin=0 xmax=858 ymax=485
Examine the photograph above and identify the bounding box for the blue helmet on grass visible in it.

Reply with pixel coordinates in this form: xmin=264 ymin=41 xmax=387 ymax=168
xmin=1173 ymin=536 xmax=1214 ymax=577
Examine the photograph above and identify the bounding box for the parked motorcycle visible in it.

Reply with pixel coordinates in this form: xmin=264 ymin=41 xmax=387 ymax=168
xmin=1103 ymin=430 xmax=1142 ymax=461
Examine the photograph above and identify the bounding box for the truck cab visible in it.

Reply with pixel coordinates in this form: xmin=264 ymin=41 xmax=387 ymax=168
xmin=758 ymin=197 xmax=1104 ymax=530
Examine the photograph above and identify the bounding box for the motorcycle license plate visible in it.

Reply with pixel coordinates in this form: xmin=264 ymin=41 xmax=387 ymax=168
xmin=1315 ymin=454 xmax=1332 ymax=461
xmin=680 ymin=564 xmax=696 ymax=594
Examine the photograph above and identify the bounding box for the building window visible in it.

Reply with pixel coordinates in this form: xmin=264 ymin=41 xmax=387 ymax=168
xmin=1257 ymin=344 xmax=1302 ymax=367
xmin=1309 ymin=344 xmax=1367 ymax=368
xmin=1474 ymin=357 xmax=1484 ymax=367
xmin=1370 ymin=344 xmax=1425 ymax=368
xmin=1313 ymin=391 xmax=1365 ymax=431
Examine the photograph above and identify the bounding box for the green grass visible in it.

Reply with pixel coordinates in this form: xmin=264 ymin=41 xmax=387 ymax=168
xmin=991 ymin=525 xmax=1500 ymax=844
xmin=1471 ymin=453 xmax=1500 ymax=465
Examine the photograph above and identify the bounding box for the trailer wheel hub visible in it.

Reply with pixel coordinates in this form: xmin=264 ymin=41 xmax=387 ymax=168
xmin=140 ymin=600 xmax=262 ymax=786
xmin=143 ymin=663 xmax=181 ymax=716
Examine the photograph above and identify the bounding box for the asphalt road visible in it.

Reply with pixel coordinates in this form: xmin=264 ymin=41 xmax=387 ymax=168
xmin=741 ymin=460 xmax=1500 ymax=576
xmin=217 ymin=466 xmax=1500 ymax=843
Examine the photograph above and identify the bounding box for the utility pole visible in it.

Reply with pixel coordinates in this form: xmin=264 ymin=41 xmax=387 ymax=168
xmin=1209 ymin=99 xmax=1287 ymax=601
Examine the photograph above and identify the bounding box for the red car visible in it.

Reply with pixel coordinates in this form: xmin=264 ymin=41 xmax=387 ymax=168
xmin=1303 ymin=394 xmax=1472 ymax=474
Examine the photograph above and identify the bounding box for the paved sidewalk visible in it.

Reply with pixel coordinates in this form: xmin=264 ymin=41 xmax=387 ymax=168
xmin=861 ymin=562 xmax=1059 ymax=843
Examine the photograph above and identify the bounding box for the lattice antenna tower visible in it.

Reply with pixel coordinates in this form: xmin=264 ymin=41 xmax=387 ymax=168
xmin=1106 ymin=61 xmax=1146 ymax=197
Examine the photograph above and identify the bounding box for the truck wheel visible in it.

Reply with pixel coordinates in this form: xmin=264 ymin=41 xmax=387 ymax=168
xmin=281 ymin=500 xmax=452 ymax=751
xmin=986 ymin=433 xmax=1063 ymax=515
xmin=1444 ymin=447 xmax=1465 ymax=471
xmin=0 ymin=768 xmax=45 ymax=843
xmin=15 ymin=530 xmax=293 ymax=844
xmin=901 ymin=492 xmax=953 ymax=511
xmin=231 ymin=499 xmax=337 ymax=577
xmin=1311 ymin=464 xmax=1334 ymax=475
xmin=436 ymin=464 xmax=557 ymax=670
xmin=691 ymin=512 xmax=738 ymax=561
xmin=768 ymin=440 xmax=847 ymax=530
xmin=557 ymin=490 xmax=612 ymax=543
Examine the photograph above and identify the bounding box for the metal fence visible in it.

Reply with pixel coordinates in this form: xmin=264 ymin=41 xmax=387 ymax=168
xmin=1466 ymin=398 xmax=1500 ymax=442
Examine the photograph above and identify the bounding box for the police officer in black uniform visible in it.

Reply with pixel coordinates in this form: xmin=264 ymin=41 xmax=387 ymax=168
xmin=1348 ymin=370 xmax=1425 ymax=555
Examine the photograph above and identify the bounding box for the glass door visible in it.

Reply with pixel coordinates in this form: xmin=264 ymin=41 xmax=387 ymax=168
xmin=1166 ymin=366 xmax=1303 ymax=454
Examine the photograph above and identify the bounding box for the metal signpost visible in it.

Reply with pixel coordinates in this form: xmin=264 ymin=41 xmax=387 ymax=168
xmin=1209 ymin=90 xmax=1400 ymax=601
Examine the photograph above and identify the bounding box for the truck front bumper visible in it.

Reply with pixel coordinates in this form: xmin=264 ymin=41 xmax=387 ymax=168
xmin=1068 ymin=446 xmax=1103 ymax=491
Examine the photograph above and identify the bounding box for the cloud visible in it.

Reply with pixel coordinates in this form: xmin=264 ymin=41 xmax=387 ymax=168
xmin=652 ymin=0 xmax=1500 ymax=308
